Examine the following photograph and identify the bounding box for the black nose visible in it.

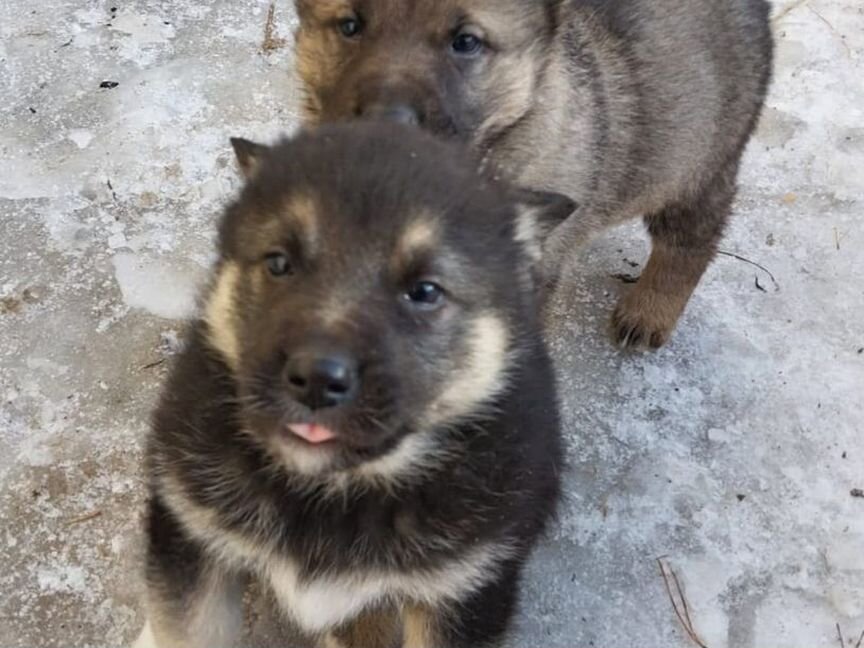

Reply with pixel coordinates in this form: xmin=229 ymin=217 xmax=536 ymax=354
xmin=285 ymin=351 xmax=358 ymax=410
xmin=361 ymin=103 xmax=421 ymax=126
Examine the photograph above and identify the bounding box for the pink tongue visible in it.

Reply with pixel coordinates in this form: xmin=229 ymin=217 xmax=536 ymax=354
xmin=288 ymin=423 xmax=337 ymax=444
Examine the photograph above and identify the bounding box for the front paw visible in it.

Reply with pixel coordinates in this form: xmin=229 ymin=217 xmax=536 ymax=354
xmin=132 ymin=622 xmax=158 ymax=648
xmin=610 ymin=287 xmax=681 ymax=350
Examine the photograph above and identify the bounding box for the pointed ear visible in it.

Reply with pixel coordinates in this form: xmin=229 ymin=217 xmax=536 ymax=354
xmin=512 ymin=189 xmax=577 ymax=261
xmin=294 ymin=0 xmax=313 ymax=21
xmin=230 ymin=137 xmax=269 ymax=180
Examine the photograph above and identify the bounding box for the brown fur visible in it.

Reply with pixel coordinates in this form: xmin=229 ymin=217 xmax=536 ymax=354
xmin=328 ymin=606 xmax=401 ymax=648
xmin=293 ymin=0 xmax=773 ymax=348
xmin=611 ymin=243 xmax=711 ymax=349
xmin=402 ymin=605 xmax=441 ymax=648
xmin=325 ymin=604 xmax=440 ymax=648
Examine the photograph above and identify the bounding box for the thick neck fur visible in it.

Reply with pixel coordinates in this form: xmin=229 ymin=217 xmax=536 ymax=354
xmin=147 ymin=322 xmax=561 ymax=578
xmin=490 ymin=0 xmax=772 ymax=251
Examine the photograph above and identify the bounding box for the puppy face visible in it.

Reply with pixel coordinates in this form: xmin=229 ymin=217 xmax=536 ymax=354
xmin=294 ymin=0 xmax=558 ymax=148
xmin=207 ymin=124 xmax=573 ymax=477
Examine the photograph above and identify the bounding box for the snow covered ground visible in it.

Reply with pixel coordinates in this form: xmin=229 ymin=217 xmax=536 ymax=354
xmin=1 ymin=1 xmax=862 ymax=646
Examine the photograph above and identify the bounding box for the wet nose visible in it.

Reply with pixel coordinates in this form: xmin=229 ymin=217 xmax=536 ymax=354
xmin=361 ymin=102 xmax=421 ymax=126
xmin=285 ymin=351 xmax=358 ymax=410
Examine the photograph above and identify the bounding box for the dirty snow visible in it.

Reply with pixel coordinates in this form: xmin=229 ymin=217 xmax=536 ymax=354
xmin=0 ymin=0 xmax=862 ymax=647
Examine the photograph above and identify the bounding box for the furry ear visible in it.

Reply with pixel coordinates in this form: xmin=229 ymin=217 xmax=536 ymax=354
xmin=512 ymin=190 xmax=577 ymax=262
xmin=230 ymin=137 xmax=270 ymax=180
xmin=294 ymin=0 xmax=313 ymax=21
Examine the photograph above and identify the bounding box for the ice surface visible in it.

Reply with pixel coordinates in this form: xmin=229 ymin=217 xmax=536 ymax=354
xmin=1 ymin=1 xmax=862 ymax=646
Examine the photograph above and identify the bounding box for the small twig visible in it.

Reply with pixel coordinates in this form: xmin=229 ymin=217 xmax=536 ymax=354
xmin=141 ymin=358 xmax=166 ymax=370
xmin=853 ymin=629 xmax=864 ymax=648
xmin=808 ymin=5 xmax=852 ymax=57
xmin=66 ymin=511 xmax=102 ymax=526
xmin=834 ymin=227 xmax=842 ymax=251
xmin=261 ymin=2 xmax=288 ymax=52
xmin=717 ymin=250 xmax=780 ymax=292
xmin=755 ymin=276 xmax=767 ymax=293
xmin=838 ymin=623 xmax=847 ymax=648
xmin=772 ymin=0 xmax=809 ymax=23
xmin=670 ymin=569 xmax=696 ymax=631
xmin=659 ymin=559 xmax=692 ymax=641
xmin=657 ymin=558 xmax=709 ymax=648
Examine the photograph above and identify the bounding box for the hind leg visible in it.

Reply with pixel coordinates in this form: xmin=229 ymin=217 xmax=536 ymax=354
xmin=611 ymin=164 xmax=738 ymax=349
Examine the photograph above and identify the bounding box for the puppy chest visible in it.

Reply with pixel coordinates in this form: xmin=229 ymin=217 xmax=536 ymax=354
xmin=266 ymin=563 xmax=388 ymax=633
xmin=264 ymin=542 xmax=508 ymax=634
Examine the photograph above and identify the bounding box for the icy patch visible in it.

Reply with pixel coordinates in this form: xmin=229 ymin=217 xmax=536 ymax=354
xmin=25 ymin=357 xmax=70 ymax=377
xmin=16 ymin=438 xmax=55 ymax=467
xmin=73 ymin=7 xmax=105 ymax=27
xmin=111 ymin=11 xmax=176 ymax=43
xmin=108 ymin=233 xmax=129 ymax=250
xmin=37 ymin=197 xmax=94 ymax=253
xmin=110 ymin=11 xmax=176 ymax=66
xmin=745 ymin=1 xmax=864 ymax=200
xmin=67 ymin=130 xmax=94 ymax=149
xmin=37 ymin=566 xmax=87 ymax=595
xmin=112 ymin=252 xmax=202 ymax=320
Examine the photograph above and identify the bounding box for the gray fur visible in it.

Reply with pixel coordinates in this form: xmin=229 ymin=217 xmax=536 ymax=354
xmin=294 ymin=0 xmax=774 ymax=347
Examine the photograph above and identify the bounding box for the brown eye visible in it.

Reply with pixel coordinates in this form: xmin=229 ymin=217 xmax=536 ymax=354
xmin=338 ymin=17 xmax=362 ymax=38
xmin=266 ymin=252 xmax=292 ymax=277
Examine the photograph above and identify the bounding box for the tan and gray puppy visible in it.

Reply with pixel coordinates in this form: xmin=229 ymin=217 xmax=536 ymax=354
xmin=134 ymin=123 xmax=572 ymax=648
xmin=294 ymin=0 xmax=773 ymax=348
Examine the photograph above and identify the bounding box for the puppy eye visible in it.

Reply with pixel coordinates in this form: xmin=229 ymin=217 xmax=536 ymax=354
xmin=451 ymin=32 xmax=483 ymax=56
xmin=404 ymin=281 xmax=445 ymax=309
xmin=265 ymin=252 xmax=293 ymax=277
xmin=338 ymin=16 xmax=363 ymax=39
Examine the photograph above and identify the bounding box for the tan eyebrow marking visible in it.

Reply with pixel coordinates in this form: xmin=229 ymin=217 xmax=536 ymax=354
xmin=392 ymin=215 xmax=440 ymax=276
xmin=281 ymin=192 xmax=320 ymax=253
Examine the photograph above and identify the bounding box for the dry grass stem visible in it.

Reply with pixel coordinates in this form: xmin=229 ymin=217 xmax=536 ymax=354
xmin=657 ymin=557 xmax=709 ymax=648
xmin=262 ymin=3 xmax=288 ymax=52
xmin=66 ymin=511 xmax=102 ymax=526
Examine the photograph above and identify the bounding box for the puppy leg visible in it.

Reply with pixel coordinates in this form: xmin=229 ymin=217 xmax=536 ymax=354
xmin=611 ymin=163 xmax=738 ymax=349
xmin=402 ymin=604 xmax=442 ymax=648
xmin=135 ymin=495 xmax=245 ymax=648
xmin=404 ymin=559 xmax=523 ymax=648
xmin=321 ymin=606 xmax=401 ymax=648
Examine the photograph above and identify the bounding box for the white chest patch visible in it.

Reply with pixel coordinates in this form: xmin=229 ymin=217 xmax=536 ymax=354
xmin=265 ymin=543 xmax=509 ymax=634
xmin=159 ymin=475 xmax=511 ymax=635
xmin=267 ymin=562 xmax=378 ymax=632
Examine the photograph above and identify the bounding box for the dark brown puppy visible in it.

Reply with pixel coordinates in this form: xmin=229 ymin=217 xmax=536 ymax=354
xmin=134 ymin=123 xmax=572 ymax=648
xmin=294 ymin=0 xmax=774 ymax=348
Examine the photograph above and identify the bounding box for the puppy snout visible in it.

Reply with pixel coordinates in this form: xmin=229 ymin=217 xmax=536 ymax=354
xmin=361 ymin=102 xmax=421 ymax=126
xmin=285 ymin=350 xmax=359 ymax=410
